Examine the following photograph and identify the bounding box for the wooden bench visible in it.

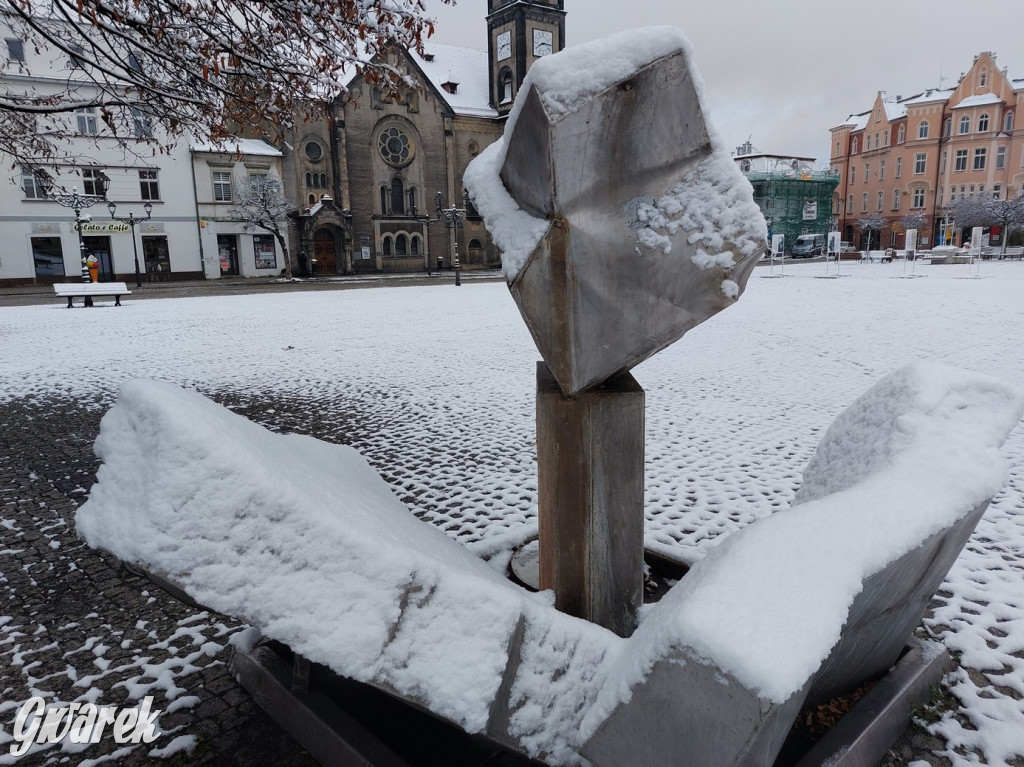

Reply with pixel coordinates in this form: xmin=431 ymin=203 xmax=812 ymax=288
xmin=54 ymin=282 xmax=131 ymax=308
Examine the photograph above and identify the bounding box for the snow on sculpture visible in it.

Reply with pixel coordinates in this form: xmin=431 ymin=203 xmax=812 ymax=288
xmin=76 ymin=363 xmax=1023 ymax=765
xmin=464 ymin=26 xmax=765 ymax=397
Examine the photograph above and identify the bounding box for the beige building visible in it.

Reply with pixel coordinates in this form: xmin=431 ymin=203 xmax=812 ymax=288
xmin=272 ymin=0 xmax=566 ymax=276
xmin=829 ymin=52 xmax=1023 ymax=249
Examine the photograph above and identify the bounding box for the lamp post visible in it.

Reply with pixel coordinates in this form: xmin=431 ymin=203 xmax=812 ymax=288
xmin=42 ymin=171 xmax=110 ymax=306
xmin=108 ymin=201 xmax=153 ymax=288
xmin=434 ymin=190 xmax=470 ymax=287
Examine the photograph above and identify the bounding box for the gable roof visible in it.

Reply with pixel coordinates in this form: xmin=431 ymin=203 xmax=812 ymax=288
xmin=410 ymin=42 xmax=498 ymax=118
xmin=952 ymin=93 xmax=1003 ymax=109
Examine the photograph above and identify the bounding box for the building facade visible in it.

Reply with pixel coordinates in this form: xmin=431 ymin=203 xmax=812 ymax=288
xmin=830 ymin=52 xmax=1023 ymax=249
xmin=273 ymin=0 xmax=566 ymax=276
xmin=1 ymin=1 xmax=567 ymax=285
xmin=733 ymin=141 xmax=839 ymax=254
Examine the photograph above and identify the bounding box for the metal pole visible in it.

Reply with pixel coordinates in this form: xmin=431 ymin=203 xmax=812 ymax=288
xmin=129 ymin=214 xmax=141 ymax=289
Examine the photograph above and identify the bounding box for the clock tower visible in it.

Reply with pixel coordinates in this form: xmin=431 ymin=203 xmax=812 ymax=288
xmin=487 ymin=0 xmax=565 ymax=115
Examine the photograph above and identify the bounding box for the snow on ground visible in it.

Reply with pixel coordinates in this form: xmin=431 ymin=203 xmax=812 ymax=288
xmin=4 ymin=258 xmax=1024 ymax=764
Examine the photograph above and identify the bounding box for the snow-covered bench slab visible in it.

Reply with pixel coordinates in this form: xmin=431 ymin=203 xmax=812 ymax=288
xmin=54 ymin=281 xmax=131 ymax=307
xmin=76 ymin=361 xmax=1023 ymax=766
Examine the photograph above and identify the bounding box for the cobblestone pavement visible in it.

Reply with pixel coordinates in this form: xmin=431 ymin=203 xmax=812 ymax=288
xmin=1 ymin=395 xmax=321 ymax=766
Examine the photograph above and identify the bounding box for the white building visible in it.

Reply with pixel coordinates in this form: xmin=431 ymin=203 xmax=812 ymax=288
xmin=0 ymin=19 xmax=204 ymax=286
xmin=190 ymin=139 xmax=287 ymax=279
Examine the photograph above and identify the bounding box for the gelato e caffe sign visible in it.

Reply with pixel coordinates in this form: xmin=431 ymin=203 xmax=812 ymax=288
xmin=80 ymin=222 xmax=130 ymax=234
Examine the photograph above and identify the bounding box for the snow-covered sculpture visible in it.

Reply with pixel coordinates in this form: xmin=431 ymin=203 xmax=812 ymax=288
xmin=464 ymin=27 xmax=765 ymax=397
xmin=77 ymin=362 xmax=1023 ymax=765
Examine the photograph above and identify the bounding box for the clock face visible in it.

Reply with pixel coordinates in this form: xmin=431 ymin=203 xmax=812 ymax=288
xmin=497 ymin=31 xmax=511 ymax=61
xmin=533 ymin=29 xmax=553 ymax=57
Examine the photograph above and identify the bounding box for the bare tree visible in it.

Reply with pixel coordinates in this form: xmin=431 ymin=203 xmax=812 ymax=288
xmin=944 ymin=194 xmax=1024 ymax=255
xmin=1 ymin=0 xmax=449 ymax=166
xmin=227 ymin=175 xmax=295 ymax=279
xmin=856 ymin=214 xmax=885 ymax=251
xmin=899 ymin=212 xmax=928 ymax=231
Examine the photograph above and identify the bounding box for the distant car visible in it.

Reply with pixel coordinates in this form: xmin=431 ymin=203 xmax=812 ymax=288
xmin=792 ymin=234 xmax=825 ymax=258
xmin=840 ymin=242 xmax=857 ymax=254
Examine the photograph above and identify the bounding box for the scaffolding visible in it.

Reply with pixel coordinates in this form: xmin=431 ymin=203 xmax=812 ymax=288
xmin=746 ymin=170 xmax=840 ymax=253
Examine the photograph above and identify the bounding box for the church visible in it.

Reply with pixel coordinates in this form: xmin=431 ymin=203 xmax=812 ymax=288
xmin=278 ymin=0 xmax=567 ymax=276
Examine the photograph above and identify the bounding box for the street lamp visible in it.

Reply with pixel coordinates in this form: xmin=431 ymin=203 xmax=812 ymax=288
xmin=108 ymin=200 xmax=153 ymax=288
xmin=434 ymin=190 xmax=470 ymax=287
xmin=41 ymin=170 xmax=110 ymax=306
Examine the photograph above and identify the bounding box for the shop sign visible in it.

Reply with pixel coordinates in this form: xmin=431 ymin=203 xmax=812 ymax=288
xmin=31 ymin=223 xmax=61 ymax=234
xmin=80 ymin=222 xmax=130 ymax=234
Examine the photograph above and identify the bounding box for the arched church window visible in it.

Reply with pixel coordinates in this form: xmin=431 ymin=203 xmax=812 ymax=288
xmin=391 ymin=178 xmax=405 ymax=215
xmin=408 ymin=186 xmax=417 ymax=213
xmin=396 ymin=234 xmax=408 ymax=256
xmin=305 ymin=172 xmax=312 ymax=187
xmin=411 ymin=235 xmax=421 ymax=256
xmin=500 ymin=69 xmax=514 ymax=105
xmin=380 ymin=186 xmax=388 ymax=215
xmin=319 ymin=173 xmax=327 ymax=187
xmin=382 ymin=236 xmax=392 ymax=256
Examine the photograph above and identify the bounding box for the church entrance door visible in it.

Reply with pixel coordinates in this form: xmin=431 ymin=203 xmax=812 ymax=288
xmin=313 ymin=229 xmax=336 ymax=275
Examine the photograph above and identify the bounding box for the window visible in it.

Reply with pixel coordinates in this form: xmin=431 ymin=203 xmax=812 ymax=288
xmin=979 ymin=71 xmax=987 ymax=87
xmin=304 ymin=141 xmax=322 ymax=161
xmin=955 ymin=149 xmax=967 ymax=171
xmin=974 ymin=148 xmax=986 ymax=171
xmin=912 ymin=188 xmax=925 ymax=208
xmin=877 ymin=191 xmax=883 ymax=211
xmin=76 ymin=107 xmax=98 ymax=135
xmin=395 ymin=234 xmax=408 ymax=256
xmin=850 ymin=165 xmax=856 ymax=184
xmin=862 ymin=193 xmax=868 ymax=212
xmin=411 ymin=235 xmax=421 ymax=256
xmin=944 ymin=118 xmax=952 ymax=137
xmin=139 ymin=169 xmax=159 ymax=200
xmin=305 ymin=172 xmax=312 ymax=187
xmin=864 ymin=163 xmax=869 ymax=183
xmin=378 ymin=127 xmax=414 ymax=167
xmin=914 ymin=153 xmax=926 ymax=174
xmin=390 ymin=177 xmax=405 ymax=215
xmin=895 ymin=157 xmax=902 ymax=178
xmin=382 ymin=235 xmax=392 ymax=256
xmin=996 ymin=147 xmax=1007 ymax=170
xmin=893 ymin=189 xmax=900 ymax=210
xmin=874 ymin=132 xmax=879 ymax=149
xmin=847 ymin=195 xmax=853 ymax=214
xmin=1006 ymin=112 xmax=1014 ymax=132
xmin=941 ymin=150 xmax=947 ymax=174
xmin=978 ymin=114 xmax=989 ymax=133
xmin=212 ymin=170 xmax=232 ymax=202
xmin=69 ymin=43 xmax=84 ymax=68
xmin=32 ymin=237 xmax=64 ymax=278
xmin=918 ymin=120 xmax=929 ymax=139
xmin=21 ymin=168 xmax=49 ymax=199
xmin=739 ymin=159 xmax=751 ymax=172
xmin=248 ymin=171 xmax=268 ymax=190
xmin=994 ymin=184 xmax=1002 ymax=200
xmin=6 ymin=38 xmax=24 ymax=62
xmin=851 ymin=137 xmax=858 ymax=154
xmin=82 ymin=168 xmax=104 ymax=196
xmin=959 ymin=115 xmax=970 ymax=134
xmin=142 ymin=236 xmax=170 ymax=274
xmin=879 ymin=159 xmax=886 ymax=180
xmin=884 ymin=131 xmax=889 ymax=147
xmin=130 ymin=107 xmax=153 ymax=138
xmin=897 ymin=125 xmax=905 ymax=144
xmin=499 ymin=69 xmax=514 ymax=105
xmin=253 ymin=235 xmax=276 ymax=269
xmin=938 ymin=187 xmax=943 ymax=205
xmin=379 ymin=186 xmax=388 ymax=214
xmin=407 ymin=186 xmax=417 ymax=214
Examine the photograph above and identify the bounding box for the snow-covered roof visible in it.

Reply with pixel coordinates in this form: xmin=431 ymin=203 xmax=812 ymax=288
xmin=410 ymin=42 xmax=498 ymax=118
xmin=882 ymin=100 xmax=906 ymax=121
xmin=190 ymin=137 xmax=282 ymax=156
xmin=848 ymin=112 xmax=869 ymax=131
xmin=901 ymin=88 xmax=954 ymax=106
xmin=952 ymin=93 xmax=1003 ymax=109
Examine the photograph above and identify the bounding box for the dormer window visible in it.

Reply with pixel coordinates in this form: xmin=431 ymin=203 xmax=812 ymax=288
xmin=441 ymin=75 xmax=459 ymax=95
xmin=979 ymin=71 xmax=987 ymax=87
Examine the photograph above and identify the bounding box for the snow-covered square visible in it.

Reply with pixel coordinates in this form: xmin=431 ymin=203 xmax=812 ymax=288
xmin=3 ymin=259 xmax=1024 ymax=765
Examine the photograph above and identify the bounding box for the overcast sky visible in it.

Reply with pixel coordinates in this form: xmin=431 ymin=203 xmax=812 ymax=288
xmin=425 ymin=0 xmax=1024 ymax=166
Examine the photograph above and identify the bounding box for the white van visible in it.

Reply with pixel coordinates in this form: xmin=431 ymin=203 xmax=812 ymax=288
xmin=792 ymin=234 xmax=825 ymax=258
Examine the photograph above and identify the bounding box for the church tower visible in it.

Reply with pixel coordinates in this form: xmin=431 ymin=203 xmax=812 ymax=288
xmin=487 ymin=0 xmax=565 ymax=114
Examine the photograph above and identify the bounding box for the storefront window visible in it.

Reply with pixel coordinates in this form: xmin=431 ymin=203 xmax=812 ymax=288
xmin=142 ymin=236 xmax=170 ymax=275
xmin=32 ymin=237 xmax=65 ymax=277
xmin=253 ymin=235 xmax=277 ymax=269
